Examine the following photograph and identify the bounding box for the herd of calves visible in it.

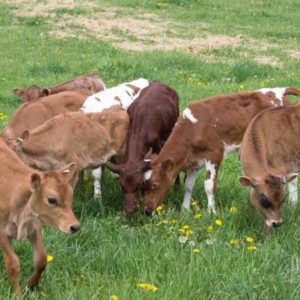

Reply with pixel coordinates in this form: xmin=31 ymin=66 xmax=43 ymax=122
xmin=1 ymin=73 xmax=300 ymax=292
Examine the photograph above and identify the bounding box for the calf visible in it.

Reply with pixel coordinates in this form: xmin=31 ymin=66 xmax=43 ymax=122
xmin=0 ymin=138 xmax=79 ymax=293
xmin=13 ymin=108 xmax=129 ymax=188
xmin=2 ymin=90 xmax=90 ymax=146
xmin=105 ymin=81 xmax=179 ymax=214
xmin=13 ymin=73 xmax=105 ymax=103
xmin=239 ymin=104 xmax=300 ymax=233
xmin=80 ymin=77 xmax=149 ymax=197
xmin=143 ymin=87 xmax=300 ymax=215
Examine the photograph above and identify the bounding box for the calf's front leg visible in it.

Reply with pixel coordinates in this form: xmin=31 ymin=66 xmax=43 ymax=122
xmin=0 ymin=234 xmax=21 ymax=293
xmin=26 ymin=225 xmax=47 ymax=289
xmin=182 ymin=170 xmax=199 ymax=210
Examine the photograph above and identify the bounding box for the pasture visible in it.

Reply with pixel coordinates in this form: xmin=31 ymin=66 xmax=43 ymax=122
xmin=1 ymin=0 xmax=300 ymax=299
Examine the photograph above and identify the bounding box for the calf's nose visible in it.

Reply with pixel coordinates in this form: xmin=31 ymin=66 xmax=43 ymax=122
xmin=70 ymin=224 xmax=80 ymax=234
xmin=272 ymin=221 xmax=282 ymax=228
xmin=145 ymin=209 xmax=153 ymax=217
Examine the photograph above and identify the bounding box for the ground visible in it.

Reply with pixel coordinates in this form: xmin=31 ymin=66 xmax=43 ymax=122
xmin=0 ymin=0 xmax=300 ymax=299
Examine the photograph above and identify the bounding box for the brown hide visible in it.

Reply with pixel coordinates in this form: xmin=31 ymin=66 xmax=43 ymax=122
xmin=2 ymin=90 xmax=90 ymax=146
xmin=14 ymin=108 xmax=129 ymax=187
xmin=105 ymin=81 xmax=179 ymax=214
xmin=13 ymin=73 xmax=105 ymax=103
xmin=143 ymin=88 xmax=299 ymax=213
xmin=239 ymin=104 xmax=300 ymax=233
xmin=0 ymin=138 xmax=79 ymax=292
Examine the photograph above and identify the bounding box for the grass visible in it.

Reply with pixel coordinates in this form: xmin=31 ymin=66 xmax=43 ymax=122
xmin=0 ymin=0 xmax=300 ymax=299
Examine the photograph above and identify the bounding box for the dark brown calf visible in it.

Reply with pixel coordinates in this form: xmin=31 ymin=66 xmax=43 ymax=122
xmin=143 ymin=87 xmax=300 ymax=214
xmin=105 ymin=81 xmax=179 ymax=214
xmin=13 ymin=73 xmax=105 ymax=103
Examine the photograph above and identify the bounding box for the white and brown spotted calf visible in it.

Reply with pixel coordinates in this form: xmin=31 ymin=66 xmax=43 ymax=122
xmin=13 ymin=73 xmax=105 ymax=103
xmin=143 ymin=87 xmax=300 ymax=214
xmin=0 ymin=138 xmax=79 ymax=293
xmin=80 ymin=78 xmax=149 ymax=197
xmin=13 ymin=108 xmax=129 ymax=188
xmin=239 ymin=104 xmax=300 ymax=233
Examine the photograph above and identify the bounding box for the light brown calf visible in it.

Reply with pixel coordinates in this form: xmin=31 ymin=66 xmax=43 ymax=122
xmin=239 ymin=104 xmax=300 ymax=233
xmin=143 ymin=87 xmax=300 ymax=215
xmin=13 ymin=73 xmax=105 ymax=103
xmin=13 ymin=108 xmax=129 ymax=186
xmin=2 ymin=90 xmax=90 ymax=146
xmin=0 ymin=138 xmax=79 ymax=293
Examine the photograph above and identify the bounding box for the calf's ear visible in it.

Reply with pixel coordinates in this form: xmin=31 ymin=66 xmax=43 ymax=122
xmin=60 ymin=162 xmax=78 ymax=183
xmin=161 ymin=158 xmax=174 ymax=173
xmin=281 ymin=173 xmax=298 ymax=184
xmin=16 ymin=130 xmax=30 ymax=148
xmin=30 ymin=173 xmax=41 ymax=191
xmin=13 ymin=88 xmax=24 ymax=97
xmin=239 ymin=176 xmax=256 ymax=187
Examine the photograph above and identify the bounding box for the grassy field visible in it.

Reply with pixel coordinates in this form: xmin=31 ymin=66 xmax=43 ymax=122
xmin=1 ymin=0 xmax=300 ymax=299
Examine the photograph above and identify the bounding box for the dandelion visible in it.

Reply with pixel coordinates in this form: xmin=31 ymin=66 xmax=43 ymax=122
xmin=111 ymin=295 xmax=119 ymax=300
xmin=188 ymin=240 xmax=196 ymax=246
xmin=193 ymin=248 xmax=200 ymax=253
xmin=205 ymin=239 xmax=214 ymax=245
xmin=247 ymin=245 xmax=257 ymax=251
xmin=179 ymin=225 xmax=193 ymax=236
xmin=215 ymin=219 xmax=222 ymax=226
xmin=159 ymin=220 xmax=168 ymax=225
xmin=245 ymin=236 xmax=254 ymax=243
xmin=137 ymin=282 xmax=158 ymax=292
xmin=156 ymin=205 xmax=163 ymax=213
xmin=229 ymin=239 xmax=238 ymax=245
xmin=194 ymin=213 xmax=202 ymax=219
xmin=47 ymin=255 xmax=54 ymax=262
xmin=178 ymin=236 xmax=188 ymax=244
xmin=229 ymin=206 xmax=237 ymax=213
xmin=191 ymin=200 xmax=198 ymax=206
xmin=207 ymin=226 xmax=213 ymax=233
xmin=171 ymin=219 xmax=177 ymax=224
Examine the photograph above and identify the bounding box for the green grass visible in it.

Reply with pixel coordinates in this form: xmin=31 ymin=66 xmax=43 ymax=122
xmin=0 ymin=0 xmax=300 ymax=299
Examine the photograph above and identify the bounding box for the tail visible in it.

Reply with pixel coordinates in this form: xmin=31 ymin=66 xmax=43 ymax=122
xmin=284 ymin=87 xmax=300 ymax=97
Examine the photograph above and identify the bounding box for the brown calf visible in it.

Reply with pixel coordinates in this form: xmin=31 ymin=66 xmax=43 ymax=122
xmin=2 ymin=90 xmax=90 ymax=146
xmin=143 ymin=87 xmax=300 ymax=214
xmin=0 ymin=138 xmax=79 ymax=293
xmin=105 ymin=81 xmax=179 ymax=215
xmin=13 ymin=73 xmax=105 ymax=103
xmin=239 ymin=104 xmax=300 ymax=233
xmin=13 ymin=108 xmax=129 ymax=187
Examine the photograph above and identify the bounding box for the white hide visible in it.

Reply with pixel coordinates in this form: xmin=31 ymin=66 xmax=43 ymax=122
xmin=81 ymin=78 xmax=149 ymax=112
xmin=288 ymin=176 xmax=298 ymax=205
xmin=259 ymin=87 xmax=286 ymax=107
xmin=143 ymin=170 xmax=153 ymax=181
xmin=182 ymin=108 xmax=198 ymax=123
xmin=204 ymin=160 xmax=217 ymax=214
xmin=223 ymin=143 xmax=241 ymax=157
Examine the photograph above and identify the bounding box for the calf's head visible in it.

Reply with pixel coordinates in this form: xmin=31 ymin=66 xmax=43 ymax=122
xmin=239 ymin=173 xmax=297 ymax=233
xmin=105 ymin=154 xmax=152 ymax=215
xmin=13 ymin=85 xmax=50 ymax=103
xmin=29 ymin=162 xmax=80 ymax=234
xmin=143 ymin=157 xmax=175 ymax=216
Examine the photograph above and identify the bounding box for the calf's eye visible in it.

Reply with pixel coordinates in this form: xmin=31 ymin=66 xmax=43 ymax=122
xmin=259 ymin=194 xmax=272 ymax=209
xmin=48 ymin=197 xmax=58 ymax=206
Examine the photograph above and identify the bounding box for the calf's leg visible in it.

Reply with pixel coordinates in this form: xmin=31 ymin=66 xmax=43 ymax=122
xmin=287 ymin=176 xmax=298 ymax=205
xmin=26 ymin=226 xmax=47 ymax=288
xmin=182 ymin=170 xmax=199 ymax=210
xmin=92 ymin=167 xmax=102 ymax=198
xmin=0 ymin=234 xmax=20 ymax=293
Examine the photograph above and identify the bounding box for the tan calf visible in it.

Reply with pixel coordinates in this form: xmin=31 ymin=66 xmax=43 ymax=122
xmin=2 ymin=90 xmax=90 ymax=146
xmin=144 ymin=87 xmax=300 ymax=214
xmin=13 ymin=73 xmax=105 ymax=103
xmin=13 ymin=108 xmax=129 ymax=186
xmin=239 ymin=104 xmax=300 ymax=233
xmin=0 ymin=138 xmax=79 ymax=293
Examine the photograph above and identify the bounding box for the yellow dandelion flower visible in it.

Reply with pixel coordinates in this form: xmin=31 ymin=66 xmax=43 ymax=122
xmin=185 ymin=229 xmax=193 ymax=236
xmin=247 ymin=245 xmax=257 ymax=251
xmin=245 ymin=236 xmax=254 ymax=243
xmin=194 ymin=213 xmax=202 ymax=219
xmin=137 ymin=282 xmax=158 ymax=292
xmin=193 ymin=248 xmax=200 ymax=253
xmin=179 ymin=228 xmax=185 ymax=234
xmin=111 ymin=295 xmax=119 ymax=300
xmin=191 ymin=200 xmax=198 ymax=206
xmin=159 ymin=220 xmax=168 ymax=225
xmin=156 ymin=205 xmax=163 ymax=212
xmin=47 ymin=255 xmax=54 ymax=262
xmin=229 ymin=239 xmax=238 ymax=245
xmin=182 ymin=225 xmax=190 ymax=229
xmin=207 ymin=226 xmax=213 ymax=233
xmin=229 ymin=206 xmax=237 ymax=213
xmin=215 ymin=219 xmax=222 ymax=226
xmin=171 ymin=219 xmax=177 ymax=224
